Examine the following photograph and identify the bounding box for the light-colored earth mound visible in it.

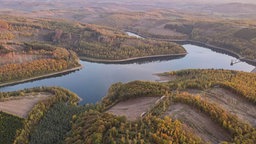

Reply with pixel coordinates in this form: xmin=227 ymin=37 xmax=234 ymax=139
xmin=0 ymin=93 xmax=51 ymax=118
xmin=252 ymin=68 xmax=256 ymax=73
xmin=106 ymin=97 xmax=159 ymax=121
xmin=165 ymin=103 xmax=231 ymax=144
xmin=155 ymin=74 xmax=177 ymax=82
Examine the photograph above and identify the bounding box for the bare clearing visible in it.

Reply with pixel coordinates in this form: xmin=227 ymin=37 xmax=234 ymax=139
xmin=205 ymin=88 xmax=256 ymax=127
xmin=155 ymin=73 xmax=177 ymax=82
xmin=0 ymin=53 xmax=45 ymax=66
xmin=165 ymin=103 xmax=231 ymax=144
xmin=0 ymin=93 xmax=51 ymax=118
xmin=184 ymin=88 xmax=256 ymax=127
xmin=106 ymin=97 xmax=159 ymax=121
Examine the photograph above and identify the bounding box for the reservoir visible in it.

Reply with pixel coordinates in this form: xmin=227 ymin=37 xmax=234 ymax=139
xmin=0 ymin=43 xmax=254 ymax=105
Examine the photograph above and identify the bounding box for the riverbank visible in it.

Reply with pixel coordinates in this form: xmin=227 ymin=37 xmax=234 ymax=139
xmin=79 ymin=53 xmax=187 ymax=64
xmin=173 ymin=40 xmax=256 ymax=66
xmin=0 ymin=66 xmax=83 ymax=88
xmin=124 ymin=30 xmax=256 ymax=67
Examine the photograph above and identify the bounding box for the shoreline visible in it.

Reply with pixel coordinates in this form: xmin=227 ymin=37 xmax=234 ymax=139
xmin=124 ymin=30 xmax=256 ymax=67
xmin=0 ymin=52 xmax=187 ymax=88
xmin=0 ymin=65 xmax=83 ymax=88
xmin=155 ymin=68 xmax=256 ymax=83
xmin=79 ymin=53 xmax=187 ymax=64
xmin=173 ymin=40 xmax=256 ymax=66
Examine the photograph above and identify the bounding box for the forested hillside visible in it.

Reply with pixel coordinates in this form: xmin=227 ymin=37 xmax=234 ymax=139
xmin=0 ymin=112 xmax=23 ymax=144
xmin=164 ymin=22 xmax=256 ymax=60
xmin=0 ymin=42 xmax=80 ymax=84
xmin=0 ymin=87 xmax=80 ymax=144
xmin=1 ymin=69 xmax=255 ymax=143
xmin=0 ymin=15 xmax=186 ymax=61
xmin=65 ymin=70 xmax=256 ymax=144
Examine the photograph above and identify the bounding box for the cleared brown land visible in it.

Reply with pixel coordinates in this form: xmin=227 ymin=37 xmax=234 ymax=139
xmin=155 ymin=73 xmax=177 ymax=82
xmin=165 ymin=103 xmax=231 ymax=144
xmin=184 ymin=88 xmax=256 ymax=127
xmin=205 ymin=88 xmax=256 ymax=127
xmin=0 ymin=93 xmax=51 ymax=118
xmin=106 ymin=97 xmax=159 ymax=121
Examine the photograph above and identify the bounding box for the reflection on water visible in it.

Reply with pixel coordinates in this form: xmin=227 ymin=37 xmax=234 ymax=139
xmin=0 ymin=44 xmax=254 ymax=105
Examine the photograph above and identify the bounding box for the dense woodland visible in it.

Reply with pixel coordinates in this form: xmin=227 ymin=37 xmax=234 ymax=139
xmin=164 ymin=22 xmax=256 ymax=60
xmin=42 ymin=20 xmax=186 ymax=60
xmin=30 ymin=103 xmax=91 ymax=144
xmin=0 ymin=112 xmax=23 ymax=144
xmin=0 ymin=16 xmax=186 ymax=61
xmin=65 ymin=110 xmax=201 ymax=144
xmin=13 ymin=87 xmax=80 ymax=144
xmin=0 ymin=87 xmax=80 ymax=144
xmin=0 ymin=43 xmax=80 ymax=84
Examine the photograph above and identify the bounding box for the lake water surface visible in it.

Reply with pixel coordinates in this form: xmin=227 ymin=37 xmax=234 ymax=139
xmin=0 ymin=44 xmax=254 ymax=105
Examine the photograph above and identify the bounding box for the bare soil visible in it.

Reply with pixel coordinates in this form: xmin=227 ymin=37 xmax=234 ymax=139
xmin=205 ymin=88 xmax=256 ymax=127
xmin=0 ymin=93 xmax=51 ymax=118
xmin=106 ymin=97 xmax=159 ymax=121
xmin=184 ymin=88 xmax=256 ymax=127
xmin=155 ymin=73 xmax=177 ymax=82
xmin=165 ymin=103 xmax=231 ymax=144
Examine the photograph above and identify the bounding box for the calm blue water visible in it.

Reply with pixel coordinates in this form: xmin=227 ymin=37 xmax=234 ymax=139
xmin=0 ymin=44 xmax=254 ymax=104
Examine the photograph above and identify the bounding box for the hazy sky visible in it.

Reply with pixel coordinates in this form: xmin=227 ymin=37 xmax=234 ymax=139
xmin=1 ymin=0 xmax=256 ymax=3
xmin=145 ymin=0 xmax=256 ymax=4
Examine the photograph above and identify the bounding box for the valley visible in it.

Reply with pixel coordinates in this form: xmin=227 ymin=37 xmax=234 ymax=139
xmin=0 ymin=0 xmax=256 ymax=144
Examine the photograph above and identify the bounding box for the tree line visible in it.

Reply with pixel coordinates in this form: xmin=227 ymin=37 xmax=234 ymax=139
xmin=0 ymin=43 xmax=80 ymax=84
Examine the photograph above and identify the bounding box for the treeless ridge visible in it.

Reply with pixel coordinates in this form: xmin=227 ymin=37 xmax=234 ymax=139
xmin=0 ymin=93 xmax=51 ymax=118
xmin=165 ymin=103 xmax=231 ymax=144
xmin=106 ymin=97 xmax=159 ymax=121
